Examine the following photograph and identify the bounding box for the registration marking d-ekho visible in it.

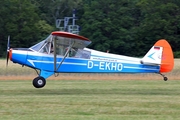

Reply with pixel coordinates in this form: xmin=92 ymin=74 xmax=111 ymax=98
xmin=87 ymin=61 xmax=123 ymax=71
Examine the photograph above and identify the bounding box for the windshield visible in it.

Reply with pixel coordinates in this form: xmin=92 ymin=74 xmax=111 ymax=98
xmin=30 ymin=40 xmax=46 ymax=52
xmin=30 ymin=35 xmax=52 ymax=52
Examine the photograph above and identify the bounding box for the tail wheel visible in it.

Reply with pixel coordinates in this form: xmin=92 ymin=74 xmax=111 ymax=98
xmin=32 ymin=76 xmax=46 ymax=88
xmin=164 ymin=77 xmax=168 ymax=81
xmin=159 ymin=73 xmax=168 ymax=81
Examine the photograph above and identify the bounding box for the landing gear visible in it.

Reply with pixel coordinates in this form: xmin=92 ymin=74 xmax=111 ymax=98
xmin=159 ymin=73 xmax=168 ymax=81
xmin=32 ymin=76 xmax=46 ymax=88
xmin=163 ymin=76 xmax=168 ymax=81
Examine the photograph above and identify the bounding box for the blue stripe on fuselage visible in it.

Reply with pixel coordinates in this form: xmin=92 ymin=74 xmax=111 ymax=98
xmin=27 ymin=54 xmax=160 ymax=73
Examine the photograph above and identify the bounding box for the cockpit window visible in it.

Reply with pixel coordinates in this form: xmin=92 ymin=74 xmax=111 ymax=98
xmin=75 ymin=49 xmax=90 ymax=59
xmin=30 ymin=40 xmax=46 ymax=52
xmin=30 ymin=35 xmax=53 ymax=54
xmin=29 ymin=34 xmax=91 ymax=59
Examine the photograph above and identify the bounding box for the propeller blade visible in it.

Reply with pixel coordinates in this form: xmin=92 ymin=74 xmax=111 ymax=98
xmin=6 ymin=51 xmax=9 ymax=67
xmin=6 ymin=35 xmax=10 ymax=67
xmin=7 ymin=36 xmax=10 ymax=51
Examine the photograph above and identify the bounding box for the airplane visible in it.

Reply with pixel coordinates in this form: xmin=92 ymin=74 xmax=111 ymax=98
xmin=6 ymin=31 xmax=174 ymax=88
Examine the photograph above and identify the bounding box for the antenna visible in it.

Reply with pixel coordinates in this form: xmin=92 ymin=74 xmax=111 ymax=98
xmin=56 ymin=9 xmax=80 ymax=34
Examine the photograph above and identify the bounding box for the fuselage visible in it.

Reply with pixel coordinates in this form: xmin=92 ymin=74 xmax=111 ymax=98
xmin=10 ymin=47 xmax=160 ymax=73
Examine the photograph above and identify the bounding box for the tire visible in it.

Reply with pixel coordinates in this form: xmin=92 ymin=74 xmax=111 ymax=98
xmin=32 ymin=76 xmax=46 ymax=88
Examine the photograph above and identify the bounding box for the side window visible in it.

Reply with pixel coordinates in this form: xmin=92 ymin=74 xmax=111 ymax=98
xmin=75 ymin=49 xmax=91 ymax=59
xmin=55 ymin=44 xmax=66 ymax=56
xmin=69 ymin=48 xmax=77 ymax=57
xmin=51 ymin=36 xmax=91 ymax=58
xmin=67 ymin=47 xmax=78 ymax=57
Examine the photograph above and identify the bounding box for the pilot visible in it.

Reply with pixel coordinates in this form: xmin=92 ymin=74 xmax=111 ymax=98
xmin=50 ymin=44 xmax=54 ymax=53
xmin=64 ymin=47 xmax=76 ymax=57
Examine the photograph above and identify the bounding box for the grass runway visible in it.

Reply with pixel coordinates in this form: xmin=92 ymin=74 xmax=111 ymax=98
xmin=1 ymin=80 xmax=180 ymax=120
xmin=1 ymin=59 xmax=180 ymax=120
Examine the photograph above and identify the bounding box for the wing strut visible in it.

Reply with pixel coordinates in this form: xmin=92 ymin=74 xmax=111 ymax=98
xmin=54 ymin=40 xmax=75 ymax=73
xmin=54 ymin=38 xmax=57 ymax=72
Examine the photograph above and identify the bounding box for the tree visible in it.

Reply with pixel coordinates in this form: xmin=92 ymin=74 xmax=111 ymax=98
xmin=137 ymin=0 xmax=180 ymax=55
xmin=0 ymin=0 xmax=53 ymax=57
xmin=80 ymin=0 xmax=180 ymax=57
xmin=1 ymin=0 xmax=180 ymax=58
xmin=80 ymin=0 xmax=142 ymax=56
xmin=31 ymin=0 xmax=83 ymax=25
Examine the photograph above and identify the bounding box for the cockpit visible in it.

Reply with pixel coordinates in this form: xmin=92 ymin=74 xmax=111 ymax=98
xmin=29 ymin=35 xmax=91 ymax=59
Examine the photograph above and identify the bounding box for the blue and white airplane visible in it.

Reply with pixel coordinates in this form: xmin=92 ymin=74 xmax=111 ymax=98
xmin=7 ymin=31 xmax=174 ymax=88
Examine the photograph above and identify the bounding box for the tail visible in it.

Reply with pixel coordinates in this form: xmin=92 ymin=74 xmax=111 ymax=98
xmin=141 ymin=39 xmax=174 ymax=73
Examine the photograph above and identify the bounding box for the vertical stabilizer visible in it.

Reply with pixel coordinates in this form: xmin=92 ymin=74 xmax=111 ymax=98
xmin=142 ymin=39 xmax=174 ymax=73
xmin=142 ymin=45 xmax=163 ymax=65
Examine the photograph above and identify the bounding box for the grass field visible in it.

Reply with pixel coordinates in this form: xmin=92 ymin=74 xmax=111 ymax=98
xmin=0 ymin=59 xmax=180 ymax=120
xmin=1 ymin=80 xmax=180 ymax=120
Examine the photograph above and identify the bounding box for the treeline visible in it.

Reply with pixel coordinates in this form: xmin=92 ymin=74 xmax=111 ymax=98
xmin=1 ymin=0 xmax=180 ymax=57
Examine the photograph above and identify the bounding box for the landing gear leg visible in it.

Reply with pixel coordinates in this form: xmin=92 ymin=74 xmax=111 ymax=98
xmin=32 ymin=76 xmax=46 ymax=88
xmin=159 ymin=73 xmax=168 ymax=81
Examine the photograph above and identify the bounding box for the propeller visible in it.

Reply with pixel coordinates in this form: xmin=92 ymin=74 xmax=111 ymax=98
xmin=6 ymin=36 xmax=10 ymax=67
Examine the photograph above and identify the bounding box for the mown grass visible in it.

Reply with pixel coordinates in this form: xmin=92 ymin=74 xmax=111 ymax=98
xmin=1 ymin=80 xmax=180 ymax=120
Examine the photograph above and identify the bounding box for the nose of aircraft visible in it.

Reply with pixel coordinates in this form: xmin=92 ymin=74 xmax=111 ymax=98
xmin=8 ymin=48 xmax=28 ymax=66
xmin=9 ymin=49 xmax=12 ymax=61
xmin=6 ymin=48 xmax=12 ymax=66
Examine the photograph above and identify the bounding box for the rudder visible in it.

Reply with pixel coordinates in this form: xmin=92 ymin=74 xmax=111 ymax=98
xmin=154 ymin=39 xmax=174 ymax=73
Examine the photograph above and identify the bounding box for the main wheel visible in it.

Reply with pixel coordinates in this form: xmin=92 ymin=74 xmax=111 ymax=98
xmin=32 ymin=76 xmax=46 ymax=88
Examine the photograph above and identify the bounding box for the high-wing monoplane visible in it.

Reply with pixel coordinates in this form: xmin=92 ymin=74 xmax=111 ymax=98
xmin=6 ymin=31 xmax=174 ymax=88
